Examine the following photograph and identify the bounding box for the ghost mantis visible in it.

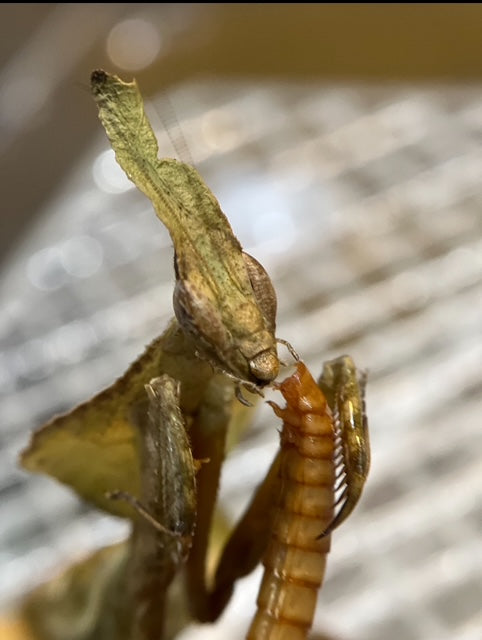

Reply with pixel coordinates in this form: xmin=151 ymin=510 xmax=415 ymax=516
xmin=20 ymin=71 xmax=369 ymax=640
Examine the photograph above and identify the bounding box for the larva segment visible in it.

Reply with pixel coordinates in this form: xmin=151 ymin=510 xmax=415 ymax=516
xmin=317 ymin=355 xmax=370 ymax=537
xmin=246 ymin=362 xmax=335 ymax=640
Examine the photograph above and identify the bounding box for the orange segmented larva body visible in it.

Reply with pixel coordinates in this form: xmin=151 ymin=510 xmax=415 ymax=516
xmin=246 ymin=362 xmax=335 ymax=640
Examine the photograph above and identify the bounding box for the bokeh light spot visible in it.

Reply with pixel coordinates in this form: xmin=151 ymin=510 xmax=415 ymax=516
xmin=106 ymin=18 xmax=162 ymax=71
xmin=93 ymin=149 xmax=133 ymax=194
xmin=60 ymin=235 xmax=103 ymax=279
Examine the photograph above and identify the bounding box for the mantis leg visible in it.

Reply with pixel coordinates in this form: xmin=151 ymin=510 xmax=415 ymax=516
xmin=122 ymin=376 xmax=197 ymax=640
xmin=186 ymin=395 xmax=282 ymax=624
xmin=208 ymin=449 xmax=282 ymax=621
xmin=184 ymin=374 xmax=234 ymax=621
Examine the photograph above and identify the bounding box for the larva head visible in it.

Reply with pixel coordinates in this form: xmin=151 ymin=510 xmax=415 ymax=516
xmin=278 ymin=362 xmax=328 ymax=414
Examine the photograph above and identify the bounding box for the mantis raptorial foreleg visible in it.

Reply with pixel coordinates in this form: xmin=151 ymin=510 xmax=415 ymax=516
xmin=116 ymin=375 xmax=196 ymax=640
xmin=205 ymin=450 xmax=283 ymax=621
xmin=183 ymin=373 xmax=237 ymax=621
xmin=317 ymin=355 xmax=370 ymax=537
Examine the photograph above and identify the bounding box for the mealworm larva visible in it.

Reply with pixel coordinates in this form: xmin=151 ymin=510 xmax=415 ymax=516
xmin=246 ymin=361 xmax=336 ymax=640
xmin=317 ymin=355 xmax=369 ymax=537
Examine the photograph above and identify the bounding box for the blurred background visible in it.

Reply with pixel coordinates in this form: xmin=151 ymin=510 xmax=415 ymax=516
xmin=0 ymin=4 xmax=481 ymax=640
